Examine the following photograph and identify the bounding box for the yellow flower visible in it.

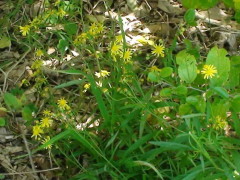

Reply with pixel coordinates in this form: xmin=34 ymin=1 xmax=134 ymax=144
xmin=212 ymin=116 xmax=228 ymax=130
xmin=84 ymin=83 xmax=91 ymax=89
xmin=148 ymin=66 xmax=161 ymax=72
xmin=95 ymin=70 xmax=110 ymax=78
xmin=35 ymin=49 xmax=44 ymax=57
xmin=152 ymin=44 xmax=165 ymax=57
xmin=110 ymin=43 xmax=122 ymax=56
xmin=74 ymin=33 xmax=88 ymax=45
xmin=115 ymin=35 xmax=123 ymax=43
xmin=19 ymin=25 xmax=31 ymax=36
xmin=41 ymin=136 xmax=52 ymax=149
xmin=43 ymin=110 xmax=52 ymax=116
xmin=40 ymin=117 xmax=53 ymax=128
xmin=32 ymin=125 xmax=44 ymax=139
xmin=58 ymin=8 xmax=66 ymax=18
xmin=201 ymin=64 xmax=217 ymax=79
xmin=89 ymin=23 xmax=104 ymax=36
xmin=122 ymin=49 xmax=132 ymax=61
xmin=57 ymin=98 xmax=70 ymax=110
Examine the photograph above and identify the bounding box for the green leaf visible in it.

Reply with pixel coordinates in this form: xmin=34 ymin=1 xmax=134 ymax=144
xmin=58 ymin=69 xmax=84 ymax=75
xmin=22 ymin=105 xmax=34 ymax=121
xmin=231 ymin=95 xmax=240 ymax=112
xmin=212 ymin=87 xmax=229 ymax=99
xmin=229 ymin=56 xmax=240 ymax=88
xmin=234 ymin=11 xmax=240 ymax=23
xmin=54 ymin=79 xmax=85 ymax=89
xmin=182 ymin=0 xmax=200 ymax=8
xmin=0 ymin=118 xmax=6 ymax=126
xmin=206 ymin=47 xmax=230 ymax=86
xmin=176 ymin=50 xmax=197 ymax=83
xmin=64 ymin=23 xmax=78 ymax=35
xmin=186 ymin=96 xmax=198 ymax=105
xmin=147 ymin=72 xmax=159 ymax=82
xmin=0 ymin=36 xmax=11 ymax=49
xmin=198 ymin=0 xmax=219 ymax=9
xmin=57 ymin=39 xmax=69 ymax=54
xmin=159 ymin=67 xmax=173 ymax=78
xmin=179 ymin=103 xmax=192 ymax=115
xmin=4 ymin=92 xmax=22 ymax=110
xmin=222 ymin=0 xmax=234 ymax=7
xmin=184 ymin=9 xmax=197 ymax=26
xmin=160 ymin=88 xmax=172 ymax=97
xmin=234 ymin=0 xmax=240 ymax=10
xmin=149 ymin=141 xmax=192 ymax=150
xmin=172 ymin=85 xmax=188 ymax=95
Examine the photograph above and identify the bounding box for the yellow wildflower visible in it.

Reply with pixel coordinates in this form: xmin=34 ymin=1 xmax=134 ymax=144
xmin=35 ymin=49 xmax=44 ymax=57
xmin=83 ymin=83 xmax=91 ymax=93
xmin=149 ymin=66 xmax=161 ymax=72
xmin=122 ymin=49 xmax=132 ymax=62
xmin=57 ymin=98 xmax=70 ymax=110
xmin=212 ymin=116 xmax=228 ymax=130
xmin=115 ymin=35 xmax=123 ymax=43
xmin=40 ymin=117 xmax=53 ymax=128
xmin=89 ymin=23 xmax=104 ymax=36
xmin=19 ymin=25 xmax=31 ymax=36
xmin=201 ymin=64 xmax=217 ymax=79
xmin=110 ymin=43 xmax=122 ymax=56
xmin=43 ymin=110 xmax=52 ymax=116
xmin=95 ymin=70 xmax=110 ymax=78
xmin=58 ymin=8 xmax=66 ymax=18
xmin=74 ymin=33 xmax=88 ymax=45
xmin=32 ymin=125 xmax=44 ymax=139
xmin=41 ymin=136 xmax=52 ymax=149
xmin=152 ymin=44 xmax=165 ymax=57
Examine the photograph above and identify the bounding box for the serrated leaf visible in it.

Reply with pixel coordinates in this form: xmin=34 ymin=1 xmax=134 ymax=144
xmin=206 ymin=47 xmax=230 ymax=86
xmin=176 ymin=50 xmax=197 ymax=83
xmin=4 ymin=92 xmax=22 ymax=110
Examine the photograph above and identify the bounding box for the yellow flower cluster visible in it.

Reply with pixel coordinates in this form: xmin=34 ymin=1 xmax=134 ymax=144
xmin=95 ymin=70 xmax=110 ymax=78
xmin=74 ymin=23 xmax=104 ymax=45
xmin=211 ymin=116 xmax=228 ymax=130
xmin=109 ymin=35 xmax=133 ymax=62
xmin=32 ymin=109 xmax=54 ymax=149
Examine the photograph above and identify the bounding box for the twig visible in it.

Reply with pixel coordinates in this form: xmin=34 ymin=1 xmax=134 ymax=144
xmin=0 ymin=167 xmax=60 ymax=176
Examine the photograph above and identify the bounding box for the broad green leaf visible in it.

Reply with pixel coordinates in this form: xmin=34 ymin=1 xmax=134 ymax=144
xmin=234 ymin=0 xmax=240 ymax=9
xmin=172 ymin=85 xmax=188 ymax=95
xmin=182 ymin=0 xmax=200 ymax=8
xmin=222 ymin=0 xmax=234 ymax=7
xmin=186 ymin=96 xmax=198 ymax=105
xmin=147 ymin=72 xmax=159 ymax=82
xmin=176 ymin=50 xmax=197 ymax=83
xmin=0 ymin=118 xmax=6 ymax=126
xmin=184 ymin=9 xmax=197 ymax=26
xmin=229 ymin=56 xmax=240 ymax=88
xmin=0 ymin=36 xmax=11 ymax=49
xmin=198 ymin=0 xmax=219 ymax=9
xmin=179 ymin=103 xmax=192 ymax=115
xmin=206 ymin=46 xmax=230 ymax=86
xmin=211 ymin=99 xmax=230 ymax=118
xmin=234 ymin=11 xmax=240 ymax=23
xmin=159 ymin=67 xmax=173 ymax=77
xmin=64 ymin=23 xmax=78 ymax=35
xmin=57 ymin=39 xmax=69 ymax=54
xmin=22 ymin=105 xmax=34 ymax=121
xmin=212 ymin=87 xmax=229 ymax=99
xmin=231 ymin=95 xmax=240 ymax=112
xmin=4 ymin=92 xmax=22 ymax=110
xmin=160 ymin=88 xmax=172 ymax=97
